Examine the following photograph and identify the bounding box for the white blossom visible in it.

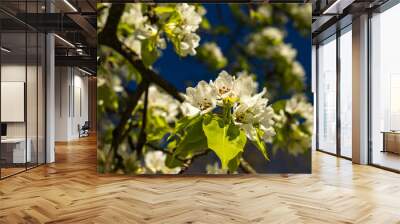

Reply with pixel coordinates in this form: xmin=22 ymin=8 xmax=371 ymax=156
xmin=210 ymin=70 xmax=235 ymax=100
xmin=145 ymin=151 xmax=180 ymax=174
xmin=233 ymin=71 xmax=258 ymax=98
xmin=97 ymin=3 xmax=110 ymax=31
xmin=121 ymin=4 xmax=147 ymax=29
xmin=196 ymin=5 xmax=207 ymax=17
xmin=136 ymin=24 xmax=158 ymax=40
xmin=246 ymin=28 xmax=298 ymax=65
xmin=273 ymin=94 xmax=313 ymax=155
xmin=97 ymin=77 xmax=106 ymax=87
xmin=261 ymin=27 xmax=284 ymax=42
xmin=210 ymin=70 xmax=257 ymax=104
xmin=123 ymin=36 xmax=142 ymax=56
xmin=181 ymin=71 xmax=275 ymax=142
xmin=206 ymin=162 xmax=228 ymax=174
xmin=287 ymin=4 xmax=312 ymax=28
xmin=181 ymin=81 xmax=217 ymax=116
xmin=201 ymin=42 xmax=227 ymax=67
xmin=100 ymin=76 xmax=123 ymax=92
xmin=175 ymin=3 xmax=202 ymax=33
xmin=146 ymin=85 xmax=180 ymax=122
xmin=119 ymin=4 xmax=165 ymax=57
xmin=285 ymin=94 xmax=313 ymax=122
xmin=275 ymin=43 xmax=297 ymax=62
xmin=233 ymin=89 xmax=275 ymax=142
xmin=179 ymin=33 xmax=200 ymax=56
xmin=157 ymin=37 xmax=167 ymax=49
xmin=166 ymin=3 xmax=202 ymax=57
xmin=292 ymin=61 xmax=305 ymax=79
xmin=180 ymin=102 xmax=201 ymax=117
xmin=256 ymin=5 xmax=271 ymax=19
xmin=248 ymin=27 xmax=284 ymax=52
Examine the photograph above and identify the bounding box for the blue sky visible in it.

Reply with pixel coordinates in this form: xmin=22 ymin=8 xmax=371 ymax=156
xmin=153 ymin=4 xmax=311 ymax=93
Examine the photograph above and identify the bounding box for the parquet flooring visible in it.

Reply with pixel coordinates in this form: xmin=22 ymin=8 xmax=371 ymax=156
xmin=1 ymin=135 xmax=400 ymax=223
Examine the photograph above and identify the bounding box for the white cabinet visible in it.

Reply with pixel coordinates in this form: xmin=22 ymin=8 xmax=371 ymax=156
xmin=1 ymin=138 xmax=32 ymax=163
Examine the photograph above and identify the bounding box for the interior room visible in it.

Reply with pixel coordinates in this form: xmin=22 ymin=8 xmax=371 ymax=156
xmin=370 ymin=2 xmax=400 ymax=171
xmin=0 ymin=5 xmax=46 ymax=178
xmin=54 ymin=66 xmax=95 ymax=142
xmin=0 ymin=0 xmax=96 ymax=179
xmin=314 ymin=0 xmax=400 ymax=172
xmin=0 ymin=1 xmax=399 ymax=223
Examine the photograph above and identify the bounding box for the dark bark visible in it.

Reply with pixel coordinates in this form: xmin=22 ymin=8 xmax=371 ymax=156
xmin=98 ymin=4 xmax=184 ymax=168
xmin=136 ymin=84 xmax=149 ymax=157
xmin=98 ymin=5 xmax=184 ymax=103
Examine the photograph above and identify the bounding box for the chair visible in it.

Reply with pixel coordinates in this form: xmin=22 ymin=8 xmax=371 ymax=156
xmin=78 ymin=121 xmax=90 ymax=138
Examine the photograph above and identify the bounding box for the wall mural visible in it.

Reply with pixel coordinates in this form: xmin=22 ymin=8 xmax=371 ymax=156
xmin=97 ymin=3 xmax=312 ymax=174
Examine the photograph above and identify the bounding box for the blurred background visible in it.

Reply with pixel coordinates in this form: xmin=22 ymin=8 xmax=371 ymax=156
xmin=98 ymin=3 xmax=312 ymax=174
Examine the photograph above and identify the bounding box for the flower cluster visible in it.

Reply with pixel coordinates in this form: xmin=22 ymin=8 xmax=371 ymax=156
xmin=291 ymin=61 xmax=305 ymax=80
xmin=120 ymin=4 xmax=167 ymax=56
xmin=248 ymin=27 xmax=298 ymax=63
xmin=255 ymin=5 xmax=271 ymax=20
xmin=118 ymin=3 xmax=203 ymax=60
xmin=247 ymin=27 xmax=296 ymax=63
xmin=181 ymin=70 xmax=275 ymax=142
xmin=247 ymin=27 xmax=305 ymax=83
xmin=166 ymin=3 xmax=203 ymax=56
xmin=285 ymin=4 xmax=312 ymax=34
xmin=146 ymin=85 xmax=180 ymax=122
xmin=273 ymin=94 xmax=313 ymax=155
xmin=247 ymin=27 xmax=284 ymax=53
xmin=284 ymin=94 xmax=313 ymax=126
xmin=198 ymin=42 xmax=227 ymax=70
xmin=145 ymin=151 xmax=181 ymax=174
xmin=98 ymin=75 xmax=124 ymax=90
xmin=97 ymin=3 xmax=111 ymax=31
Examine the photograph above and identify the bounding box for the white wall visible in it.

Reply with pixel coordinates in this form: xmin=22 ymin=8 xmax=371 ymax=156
xmin=1 ymin=65 xmax=32 ymax=138
xmin=55 ymin=67 xmax=89 ymax=141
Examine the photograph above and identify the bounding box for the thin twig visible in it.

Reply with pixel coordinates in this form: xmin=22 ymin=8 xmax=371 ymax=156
xmin=239 ymin=158 xmax=257 ymax=174
xmin=105 ymin=80 xmax=147 ymax=171
xmin=99 ymin=4 xmax=184 ymax=165
xmin=136 ymin=84 xmax=149 ymax=156
xmin=98 ymin=5 xmax=184 ymax=103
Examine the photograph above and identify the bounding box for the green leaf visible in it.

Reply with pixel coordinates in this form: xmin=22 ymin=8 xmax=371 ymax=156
xmin=165 ymin=153 xmax=184 ymax=168
xmin=200 ymin=18 xmax=211 ymax=30
xmin=252 ymin=128 xmax=270 ymax=161
xmin=146 ymin=114 xmax=170 ymax=142
xmin=228 ymin=152 xmax=242 ymax=173
xmin=167 ymin=115 xmax=200 ymax=142
xmin=141 ymin=39 xmax=159 ymax=66
xmin=272 ymin=100 xmax=286 ymax=112
xmin=202 ymin=114 xmax=247 ymax=169
xmin=154 ymin=6 xmax=175 ymax=14
xmin=166 ymin=116 xmax=208 ymax=168
xmin=174 ymin=116 xmax=207 ymax=159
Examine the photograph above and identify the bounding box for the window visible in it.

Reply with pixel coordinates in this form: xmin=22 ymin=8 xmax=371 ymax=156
xmin=339 ymin=26 xmax=352 ymax=158
xmin=370 ymin=3 xmax=400 ymax=171
xmin=317 ymin=35 xmax=337 ymax=154
xmin=0 ymin=1 xmax=46 ymax=179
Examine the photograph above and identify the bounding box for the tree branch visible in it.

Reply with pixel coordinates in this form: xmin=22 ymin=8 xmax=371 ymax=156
xmin=99 ymin=4 xmax=185 ymax=164
xmin=136 ymin=84 xmax=149 ymax=156
xmin=239 ymin=158 xmax=257 ymax=174
xmin=108 ymin=80 xmax=148 ymax=164
xmin=98 ymin=4 xmax=184 ymax=103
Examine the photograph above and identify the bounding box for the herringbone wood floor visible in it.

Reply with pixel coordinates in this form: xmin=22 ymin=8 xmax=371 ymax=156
xmin=1 ymin=135 xmax=400 ymax=224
